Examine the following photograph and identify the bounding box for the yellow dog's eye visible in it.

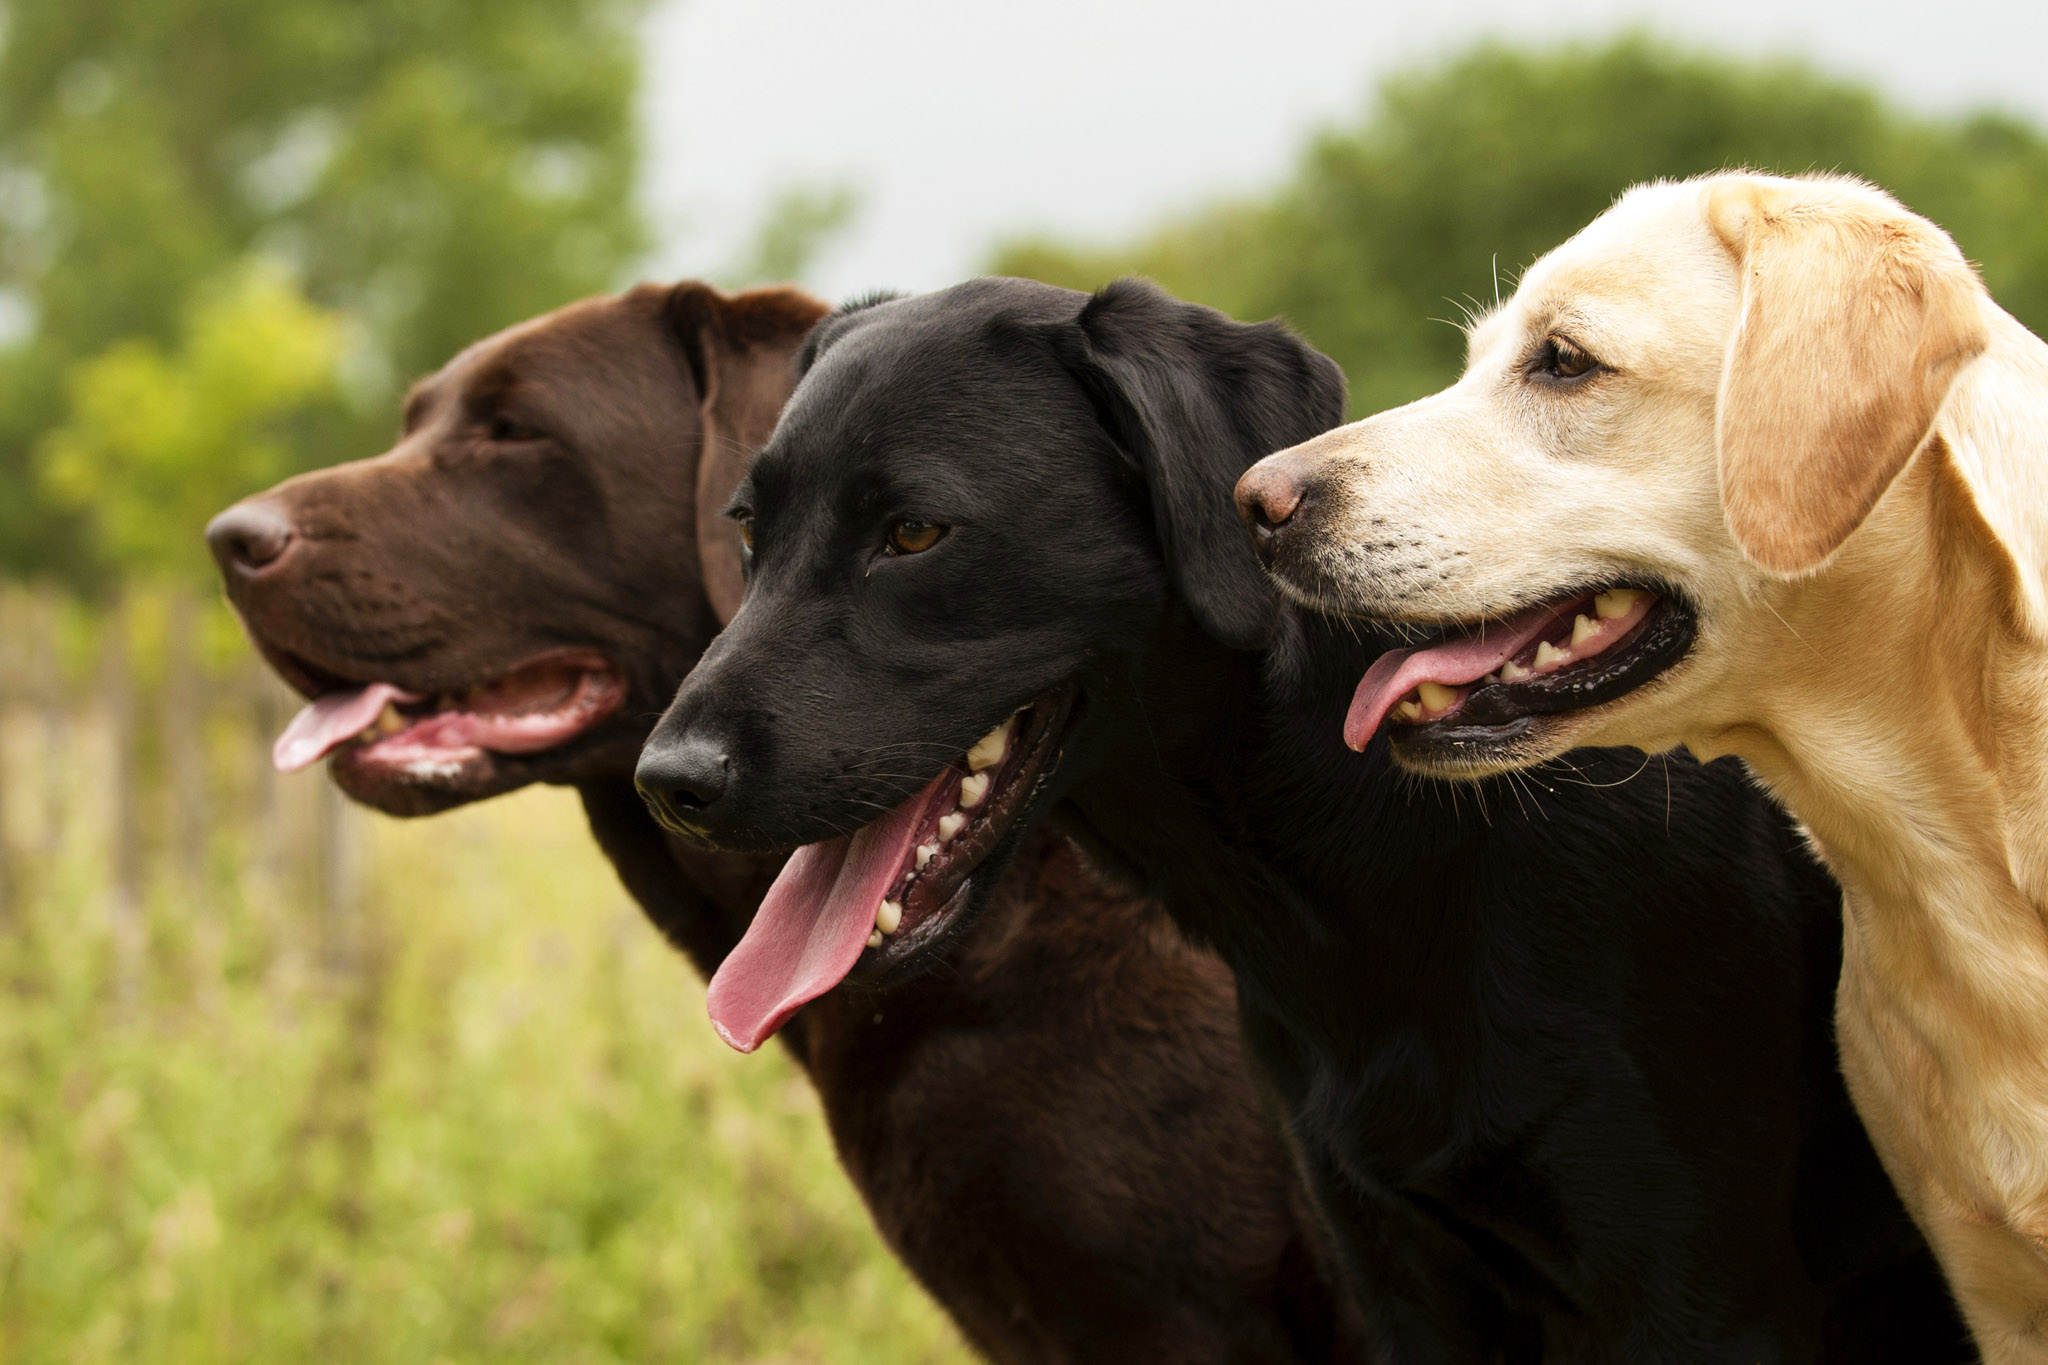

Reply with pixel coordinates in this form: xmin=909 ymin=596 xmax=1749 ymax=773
xmin=886 ymin=520 xmax=944 ymax=555
xmin=732 ymin=513 xmax=754 ymax=551
xmin=1543 ymin=336 xmax=1597 ymax=380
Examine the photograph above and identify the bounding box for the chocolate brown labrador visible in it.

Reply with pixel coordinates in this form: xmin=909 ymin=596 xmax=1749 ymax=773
xmin=206 ymin=281 xmax=1368 ymax=1364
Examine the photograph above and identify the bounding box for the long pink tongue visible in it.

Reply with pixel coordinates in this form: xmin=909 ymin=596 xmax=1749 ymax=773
xmin=273 ymin=682 xmax=422 ymax=773
xmin=1343 ymin=603 xmax=1568 ymax=751
xmin=705 ymin=771 xmax=952 ymax=1053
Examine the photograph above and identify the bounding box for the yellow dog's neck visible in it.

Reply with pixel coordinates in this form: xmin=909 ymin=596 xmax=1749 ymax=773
xmin=1695 ymin=344 xmax=2048 ymax=1053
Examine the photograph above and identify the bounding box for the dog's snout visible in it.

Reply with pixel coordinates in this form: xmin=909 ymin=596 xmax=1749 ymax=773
xmin=636 ymin=733 xmax=733 ymax=831
xmin=1234 ymin=460 xmax=1308 ymax=552
xmin=206 ymin=500 xmax=297 ymax=574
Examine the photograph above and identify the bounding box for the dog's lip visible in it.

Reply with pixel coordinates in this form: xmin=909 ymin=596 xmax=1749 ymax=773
xmin=271 ymin=648 xmax=627 ymax=776
xmin=853 ymin=688 xmax=1076 ymax=976
xmin=701 ymin=684 xmax=1079 ymax=1051
xmin=1348 ymin=585 xmax=1696 ymax=750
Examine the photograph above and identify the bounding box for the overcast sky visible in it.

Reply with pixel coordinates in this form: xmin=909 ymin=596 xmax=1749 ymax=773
xmin=636 ymin=0 xmax=2048 ymax=300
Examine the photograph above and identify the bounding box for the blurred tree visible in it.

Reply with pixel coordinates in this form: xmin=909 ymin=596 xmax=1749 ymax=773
xmin=40 ymin=263 xmax=346 ymax=578
xmin=730 ymin=182 xmax=863 ymax=288
xmin=995 ymin=37 xmax=2048 ymax=418
xmin=0 ymin=0 xmax=651 ymax=584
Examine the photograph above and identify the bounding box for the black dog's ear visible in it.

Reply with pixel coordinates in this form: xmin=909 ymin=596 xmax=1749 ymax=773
xmin=794 ymin=289 xmax=905 ymax=377
xmin=1045 ymin=278 xmax=1347 ymax=651
xmin=664 ymin=282 xmax=830 ymax=624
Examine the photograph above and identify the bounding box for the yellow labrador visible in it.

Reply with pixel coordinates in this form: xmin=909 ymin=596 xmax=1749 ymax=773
xmin=1236 ymin=171 xmax=2048 ymax=1360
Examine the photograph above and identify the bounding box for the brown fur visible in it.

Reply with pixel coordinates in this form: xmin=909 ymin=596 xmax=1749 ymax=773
xmin=212 ymin=281 xmax=1369 ymax=1363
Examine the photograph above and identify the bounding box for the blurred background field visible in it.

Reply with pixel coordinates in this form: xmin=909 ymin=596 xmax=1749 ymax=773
xmin=7 ymin=0 xmax=2048 ymax=1359
xmin=0 ymin=585 xmax=969 ymax=1363
xmin=0 ymin=581 xmax=970 ymax=1358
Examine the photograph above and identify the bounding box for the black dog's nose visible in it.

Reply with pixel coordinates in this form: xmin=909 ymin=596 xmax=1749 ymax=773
xmin=1234 ymin=461 xmax=1305 ymax=540
xmin=636 ymin=734 xmax=732 ymax=830
xmin=206 ymin=500 xmax=296 ymax=573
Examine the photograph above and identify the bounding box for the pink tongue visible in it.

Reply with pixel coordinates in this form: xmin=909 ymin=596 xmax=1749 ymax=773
xmin=273 ymin=682 xmax=422 ymax=773
xmin=705 ymin=770 xmax=954 ymax=1053
xmin=1343 ymin=602 xmax=1570 ymax=751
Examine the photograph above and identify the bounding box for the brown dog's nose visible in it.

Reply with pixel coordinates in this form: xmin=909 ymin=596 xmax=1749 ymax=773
xmin=1235 ymin=461 xmax=1305 ymax=540
xmin=206 ymin=500 xmax=296 ymax=574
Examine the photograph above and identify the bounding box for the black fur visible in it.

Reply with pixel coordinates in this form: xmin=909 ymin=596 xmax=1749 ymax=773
xmin=644 ymin=277 xmax=1968 ymax=1362
xmin=215 ymin=280 xmax=1372 ymax=1363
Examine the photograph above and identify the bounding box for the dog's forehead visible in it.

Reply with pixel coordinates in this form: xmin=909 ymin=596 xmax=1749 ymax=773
xmin=1481 ymin=181 xmax=1737 ymax=368
xmin=416 ymin=295 xmax=636 ymax=410
xmin=767 ymin=306 xmax=1088 ymax=480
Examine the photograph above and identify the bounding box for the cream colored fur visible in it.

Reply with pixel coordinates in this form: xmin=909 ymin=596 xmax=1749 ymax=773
xmin=1253 ymin=172 xmax=2048 ymax=1359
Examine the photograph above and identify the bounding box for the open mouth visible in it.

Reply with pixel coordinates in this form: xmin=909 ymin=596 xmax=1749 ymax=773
xmin=269 ymin=649 xmax=626 ymax=780
xmin=1345 ymin=586 xmax=1696 ymax=754
xmin=703 ymin=691 xmax=1074 ymax=1053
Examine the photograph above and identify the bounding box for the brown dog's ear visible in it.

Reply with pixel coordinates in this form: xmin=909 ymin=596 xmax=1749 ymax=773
xmin=667 ymin=283 xmax=830 ymax=623
xmin=1709 ymin=177 xmax=1988 ymax=574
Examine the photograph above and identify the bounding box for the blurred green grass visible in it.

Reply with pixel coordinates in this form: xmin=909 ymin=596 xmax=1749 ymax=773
xmin=0 ymin=643 xmax=972 ymax=1365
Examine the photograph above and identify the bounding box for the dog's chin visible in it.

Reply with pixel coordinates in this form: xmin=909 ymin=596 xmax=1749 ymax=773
xmin=1361 ymin=584 xmax=1700 ymax=778
xmin=1386 ymin=710 xmax=1609 ymax=779
xmin=329 ymin=724 xmax=645 ymax=817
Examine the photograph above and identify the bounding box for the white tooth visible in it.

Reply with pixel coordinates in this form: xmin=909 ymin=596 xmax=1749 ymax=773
xmin=1485 ymin=673 xmax=1501 ymax=686
xmin=1594 ymin=588 xmax=1640 ymax=621
xmin=1534 ymin=640 xmax=1568 ymax=671
xmin=938 ymin=812 xmax=967 ymax=843
xmin=1571 ymin=614 xmax=1599 ymax=648
xmin=1393 ymin=699 xmax=1424 ymax=723
xmin=875 ymin=899 xmax=903 ymax=935
xmin=958 ymin=772 xmax=990 ymax=808
xmin=375 ymin=701 xmax=406 ymax=735
xmin=1501 ymin=659 xmax=1532 ymax=682
xmin=1416 ymin=681 xmax=1458 ymax=713
xmin=915 ymin=842 xmax=938 ymax=870
xmin=966 ymin=718 xmax=1014 ymax=773
xmin=866 ymin=930 xmax=884 ymax=949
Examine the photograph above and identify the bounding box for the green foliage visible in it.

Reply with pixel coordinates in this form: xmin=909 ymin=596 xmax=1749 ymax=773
xmin=0 ymin=0 xmax=652 ymax=583
xmin=995 ymin=37 xmax=2048 ymax=418
xmin=39 ymin=265 xmax=347 ymax=579
xmin=0 ymin=644 xmax=970 ymax=1363
xmin=731 ymin=184 xmax=863 ymax=289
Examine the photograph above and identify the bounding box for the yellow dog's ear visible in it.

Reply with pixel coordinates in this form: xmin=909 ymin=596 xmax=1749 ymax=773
xmin=1709 ymin=177 xmax=1988 ymax=574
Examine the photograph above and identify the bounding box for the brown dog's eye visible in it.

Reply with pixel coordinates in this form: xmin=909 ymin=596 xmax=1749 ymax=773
xmin=886 ymin=520 xmax=944 ymax=555
xmin=1539 ymin=337 xmax=1598 ymax=381
xmin=735 ymin=516 xmax=754 ymax=551
xmin=488 ymin=414 xmax=544 ymax=443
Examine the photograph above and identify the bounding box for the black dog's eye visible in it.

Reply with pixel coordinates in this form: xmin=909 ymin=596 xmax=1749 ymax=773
xmin=733 ymin=513 xmax=755 ymax=552
xmin=1536 ymin=336 xmax=1598 ymax=382
xmin=488 ymin=413 xmax=544 ymax=443
xmin=885 ymin=520 xmax=944 ymax=556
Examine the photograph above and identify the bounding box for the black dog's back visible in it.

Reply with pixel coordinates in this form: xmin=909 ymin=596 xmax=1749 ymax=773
xmin=1089 ymin=641 xmax=1969 ymax=1361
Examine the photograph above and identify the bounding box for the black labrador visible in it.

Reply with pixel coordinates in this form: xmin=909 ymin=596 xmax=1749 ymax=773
xmin=208 ymin=280 xmax=1367 ymax=1363
xmin=636 ymin=277 xmax=1970 ymax=1363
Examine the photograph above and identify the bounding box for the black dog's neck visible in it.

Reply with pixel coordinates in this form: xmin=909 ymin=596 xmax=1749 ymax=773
xmin=1062 ymin=609 xmax=1558 ymax=1050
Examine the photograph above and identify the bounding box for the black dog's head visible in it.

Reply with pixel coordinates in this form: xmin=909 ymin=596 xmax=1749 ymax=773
xmin=637 ymin=277 xmax=1344 ymax=1049
xmin=207 ymin=281 xmax=825 ymax=815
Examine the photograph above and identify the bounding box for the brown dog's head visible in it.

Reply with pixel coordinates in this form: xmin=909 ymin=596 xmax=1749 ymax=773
xmin=1235 ymin=172 xmax=1990 ymax=777
xmin=207 ymin=281 xmax=826 ymax=815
